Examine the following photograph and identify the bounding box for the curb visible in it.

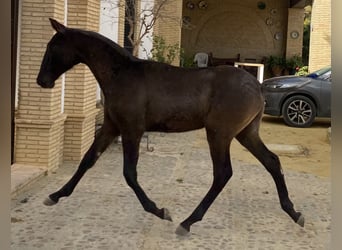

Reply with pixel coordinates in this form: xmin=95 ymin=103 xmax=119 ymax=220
xmin=11 ymin=164 xmax=48 ymax=198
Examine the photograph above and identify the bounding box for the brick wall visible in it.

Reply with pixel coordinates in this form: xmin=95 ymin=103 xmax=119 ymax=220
xmin=15 ymin=0 xmax=102 ymax=170
xmin=309 ymin=0 xmax=331 ymax=72
xmin=15 ymin=0 xmax=67 ymax=171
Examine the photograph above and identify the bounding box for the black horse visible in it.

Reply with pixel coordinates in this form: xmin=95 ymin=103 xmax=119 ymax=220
xmin=37 ymin=19 xmax=304 ymax=235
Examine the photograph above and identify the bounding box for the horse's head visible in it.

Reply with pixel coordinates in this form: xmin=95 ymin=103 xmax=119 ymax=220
xmin=37 ymin=18 xmax=80 ymax=88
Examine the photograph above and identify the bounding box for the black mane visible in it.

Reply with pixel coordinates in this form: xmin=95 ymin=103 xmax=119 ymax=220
xmin=69 ymin=27 xmax=136 ymax=61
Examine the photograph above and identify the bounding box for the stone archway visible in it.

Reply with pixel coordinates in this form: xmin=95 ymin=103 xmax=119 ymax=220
xmin=181 ymin=0 xmax=305 ymax=63
xmin=191 ymin=8 xmax=275 ymax=59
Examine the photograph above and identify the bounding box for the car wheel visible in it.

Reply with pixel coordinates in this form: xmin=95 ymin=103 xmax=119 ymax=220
xmin=282 ymin=95 xmax=316 ymax=128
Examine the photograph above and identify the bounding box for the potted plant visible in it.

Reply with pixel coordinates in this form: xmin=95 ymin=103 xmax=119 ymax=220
xmin=285 ymin=55 xmax=304 ymax=75
xmin=266 ymin=55 xmax=286 ymax=76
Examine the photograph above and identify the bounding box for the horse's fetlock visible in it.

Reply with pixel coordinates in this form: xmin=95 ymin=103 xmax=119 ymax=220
xmin=142 ymin=201 xmax=159 ymax=215
xmin=60 ymin=187 xmax=73 ymax=197
xmin=281 ymin=202 xmax=294 ymax=212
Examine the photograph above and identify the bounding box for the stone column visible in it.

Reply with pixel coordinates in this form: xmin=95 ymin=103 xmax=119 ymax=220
xmin=309 ymin=0 xmax=331 ymax=71
xmin=117 ymin=1 xmax=126 ymax=47
xmin=153 ymin=0 xmax=183 ymax=66
xmin=63 ymin=0 xmax=100 ymax=162
xmin=15 ymin=0 xmax=67 ymax=171
xmin=286 ymin=8 xmax=305 ymax=59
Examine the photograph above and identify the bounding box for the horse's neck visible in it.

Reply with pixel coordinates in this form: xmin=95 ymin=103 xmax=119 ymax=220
xmin=74 ymin=31 xmax=133 ymax=83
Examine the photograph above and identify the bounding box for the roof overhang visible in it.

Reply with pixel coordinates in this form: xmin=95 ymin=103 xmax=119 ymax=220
xmin=290 ymin=0 xmax=306 ymax=8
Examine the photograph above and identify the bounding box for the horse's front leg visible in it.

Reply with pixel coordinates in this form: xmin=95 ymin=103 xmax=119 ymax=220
xmin=121 ymin=133 xmax=172 ymax=221
xmin=43 ymin=119 xmax=119 ymax=206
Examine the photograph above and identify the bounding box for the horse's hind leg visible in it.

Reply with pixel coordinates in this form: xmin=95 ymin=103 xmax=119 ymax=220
xmin=176 ymin=128 xmax=233 ymax=235
xmin=120 ymin=131 xmax=172 ymax=221
xmin=236 ymin=113 xmax=304 ymax=227
xmin=43 ymin=115 xmax=119 ymax=206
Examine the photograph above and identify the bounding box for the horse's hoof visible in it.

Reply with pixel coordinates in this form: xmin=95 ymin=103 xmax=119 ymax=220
xmin=43 ymin=197 xmax=57 ymax=206
xmin=175 ymin=224 xmax=190 ymax=236
xmin=163 ymin=208 xmax=172 ymax=221
xmin=296 ymin=214 xmax=305 ymax=227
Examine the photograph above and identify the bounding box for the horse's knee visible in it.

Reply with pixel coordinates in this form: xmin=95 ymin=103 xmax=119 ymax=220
xmin=79 ymin=136 xmax=110 ymax=170
xmin=267 ymin=152 xmax=280 ymax=165
xmin=264 ymin=152 xmax=282 ymax=175
xmin=123 ymin=169 xmax=137 ymax=188
xmin=214 ymin=169 xmax=232 ymax=189
xmin=79 ymin=150 xmax=99 ymax=170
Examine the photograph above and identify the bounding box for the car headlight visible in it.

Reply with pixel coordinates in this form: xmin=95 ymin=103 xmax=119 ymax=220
xmin=266 ymin=83 xmax=294 ymax=89
xmin=263 ymin=78 xmax=311 ymax=90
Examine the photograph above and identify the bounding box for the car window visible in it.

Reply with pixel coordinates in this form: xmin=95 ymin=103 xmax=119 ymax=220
xmin=318 ymin=71 xmax=331 ymax=81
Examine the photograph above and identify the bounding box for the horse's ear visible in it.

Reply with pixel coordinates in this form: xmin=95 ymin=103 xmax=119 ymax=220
xmin=49 ymin=18 xmax=66 ymax=34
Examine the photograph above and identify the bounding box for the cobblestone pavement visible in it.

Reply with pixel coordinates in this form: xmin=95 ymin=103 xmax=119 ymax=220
xmin=11 ymin=130 xmax=331 ymax=250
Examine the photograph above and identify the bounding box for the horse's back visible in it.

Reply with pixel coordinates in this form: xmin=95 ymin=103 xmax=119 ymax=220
xmin=145 ymin=63 xmax=263 ymax=112
xmin=140 ymin=63 xmax=263 ymax=133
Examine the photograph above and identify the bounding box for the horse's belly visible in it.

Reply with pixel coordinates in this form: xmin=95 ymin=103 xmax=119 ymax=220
xmin=146 ymin=117 xmax=205 ymax=133
xmin=145 ymin=100 xmax=208 ymax=132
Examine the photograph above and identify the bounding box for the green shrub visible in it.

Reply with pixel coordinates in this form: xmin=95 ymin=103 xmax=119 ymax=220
xmin=295 ymin=66 xmax=309 ymax=76
xmin=150 ymin=36 xmax=181 ymax=65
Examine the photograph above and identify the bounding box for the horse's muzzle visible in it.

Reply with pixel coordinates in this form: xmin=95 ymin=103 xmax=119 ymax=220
xmin=36 ymin=75 xmax=55 ymax=88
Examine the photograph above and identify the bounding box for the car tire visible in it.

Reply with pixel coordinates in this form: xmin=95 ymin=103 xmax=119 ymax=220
xmin=282 ymin=95 xmax=316 ymax=128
